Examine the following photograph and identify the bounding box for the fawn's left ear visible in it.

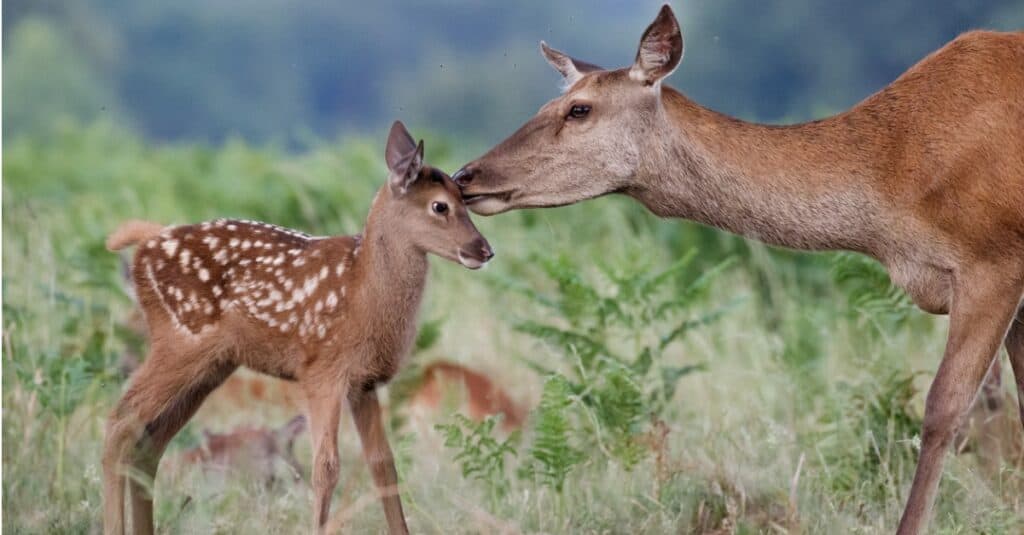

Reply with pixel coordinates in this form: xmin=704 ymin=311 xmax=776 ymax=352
xmin=385 ymin=121 xmax=425 ymax=194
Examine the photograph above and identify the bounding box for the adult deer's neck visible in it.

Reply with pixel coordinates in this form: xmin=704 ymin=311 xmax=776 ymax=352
xmin=628 ymin=87 xmax=888 ymax=255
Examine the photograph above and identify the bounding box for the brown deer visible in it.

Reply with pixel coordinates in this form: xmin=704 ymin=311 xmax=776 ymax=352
xmin=102 ymin=121 xmax=493 ymax=535
xmin=178 ymin=415 xmax=308 ymax=485
xmin=453 ymin=5 xmax=1023 ymax=533
xmin=409 ymin=360 xmax=525 ymax=431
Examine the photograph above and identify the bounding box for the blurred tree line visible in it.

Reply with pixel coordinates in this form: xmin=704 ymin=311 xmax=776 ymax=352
xmin=4 ymin=0 xmax=1022 ymax=145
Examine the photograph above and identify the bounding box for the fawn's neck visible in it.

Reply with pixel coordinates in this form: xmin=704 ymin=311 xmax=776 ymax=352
xmin=627 ymin=87 xmax=889 ymax=255
xmin=348 ymin=200 xmax=429 ymax=331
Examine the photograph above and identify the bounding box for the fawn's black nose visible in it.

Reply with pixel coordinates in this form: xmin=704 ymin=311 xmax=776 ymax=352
xmin=480 ymin=241 xmax=495 ymax=261
xmin=452 ymin=166 xmax=475 ymax=187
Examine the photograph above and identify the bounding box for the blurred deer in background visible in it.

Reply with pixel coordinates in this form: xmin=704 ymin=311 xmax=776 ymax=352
xmin=178 ymin=414 xmax=307 ymax=485
xmin=408 ymin=360 xmax=525 ymax=432
xmin=454 ymin=5 xmax=1023 ymax=533
xmin=102 ymin=121 xmax=493 ymax=535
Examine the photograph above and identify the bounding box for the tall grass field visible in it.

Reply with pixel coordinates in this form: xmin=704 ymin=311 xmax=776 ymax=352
xmin=3 ymin=123 xmax=1022 ymax=533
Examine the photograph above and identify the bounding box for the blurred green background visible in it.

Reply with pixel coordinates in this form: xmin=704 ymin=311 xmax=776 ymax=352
xmin=4 ymin=2 xmax=1024 ymax=533
xmin=5 ymin=0 xmax=1023 ymax=144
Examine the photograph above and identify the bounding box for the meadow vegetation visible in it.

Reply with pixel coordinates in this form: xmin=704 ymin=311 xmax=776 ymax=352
xmin=3 ymin=122 xmax=1022 ymax=533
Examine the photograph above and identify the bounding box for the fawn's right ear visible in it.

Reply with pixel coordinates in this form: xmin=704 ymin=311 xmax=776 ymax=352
xmin=385 ymin=121 xmax=424 ymax=194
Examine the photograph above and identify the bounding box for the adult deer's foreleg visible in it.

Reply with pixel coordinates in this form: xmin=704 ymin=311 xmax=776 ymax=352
xmin=896 ymin=270 xmax=1024 ymax=535
xmin=350 ymin=388 xmax=409 ymax=535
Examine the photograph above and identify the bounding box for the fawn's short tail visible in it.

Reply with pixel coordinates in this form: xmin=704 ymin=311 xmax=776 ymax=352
xmin=106 ymin=220 xmax=165 ymax=251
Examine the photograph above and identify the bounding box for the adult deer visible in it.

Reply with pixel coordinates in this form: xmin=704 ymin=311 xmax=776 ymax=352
xmin=453 ymin=5 xmax=1023 ymax=533
xmin=102 ymin=121 xmax=493 ymax=535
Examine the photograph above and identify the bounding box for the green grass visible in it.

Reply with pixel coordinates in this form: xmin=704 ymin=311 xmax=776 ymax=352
xmin=3 ymin=122 xmax=1022 ymax=533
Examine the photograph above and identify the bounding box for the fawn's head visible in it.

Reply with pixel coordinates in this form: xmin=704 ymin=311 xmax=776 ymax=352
xmin=377 ymin=121 xmax=493 ymax=269
xmin=454 ymin=4 xmax=684 ymax=215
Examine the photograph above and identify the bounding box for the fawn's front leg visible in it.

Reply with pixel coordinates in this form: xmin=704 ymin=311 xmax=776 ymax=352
xmin=305 ymin=387 xmax=344 ymax=532
xmin=350 ymin=388 xmax=409 ymax=535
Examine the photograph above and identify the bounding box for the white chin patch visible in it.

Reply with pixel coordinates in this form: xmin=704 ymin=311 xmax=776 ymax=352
xmin=467 ymin=196 xmax=510 ymax=216
xmin=457 ymin=251 xmax=485 ymax=270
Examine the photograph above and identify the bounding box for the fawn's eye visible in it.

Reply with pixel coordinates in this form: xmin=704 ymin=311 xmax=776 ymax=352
xmin=432 ymin=201 xmax=448 ymax=215
xmin=568 ymin=104 xmax=591 ymax=119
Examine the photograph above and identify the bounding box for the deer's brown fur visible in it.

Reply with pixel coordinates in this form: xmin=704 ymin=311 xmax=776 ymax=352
xmin=411 ymin=360 xmax=525 ymax=431
xmin=454 ymin=6 xmax=1024 ymax=533
xmin=102 ymin=121 xmax=492 ymax=535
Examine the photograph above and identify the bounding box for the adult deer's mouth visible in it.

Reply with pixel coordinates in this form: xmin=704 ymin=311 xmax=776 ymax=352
xmin=461 ymin=191 xmax=514 ymax=215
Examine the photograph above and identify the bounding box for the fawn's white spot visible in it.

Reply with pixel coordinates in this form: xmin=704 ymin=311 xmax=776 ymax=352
xmin=162 ymin=239 xmax=179 ymax=257
xmin=242 ymin=240 xmax=252 ymax=250
xmin=229 ymin=238 xmax=240 ymax=247
xmin=213 ymin=249 xmax=229 ymax=264
xmin=319 ymin=266 xmax=328 ymax=280
xmin=179 ymin=249 xmax=192 ymax=269
xmin=198 ymin=268 xmax=210 ymax=282
xmin=325 ymin=291 xmax=338 ymax=310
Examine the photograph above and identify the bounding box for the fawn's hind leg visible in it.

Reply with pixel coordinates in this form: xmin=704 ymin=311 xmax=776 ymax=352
xmin=103 ymin=345 xmax=235 ymax=534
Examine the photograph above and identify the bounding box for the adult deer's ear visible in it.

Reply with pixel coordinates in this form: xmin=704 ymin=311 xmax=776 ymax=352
xmin=385 ymin=121 xmax=424 ymax=194
xmin=540 ymin=41 xmax=604 ymax=89
xmin=629 ymin=4 xmax=684 ymax=86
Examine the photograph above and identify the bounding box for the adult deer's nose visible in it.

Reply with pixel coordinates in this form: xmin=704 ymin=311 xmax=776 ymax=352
xmin=452 ymin=166 xmax=475 ymax=187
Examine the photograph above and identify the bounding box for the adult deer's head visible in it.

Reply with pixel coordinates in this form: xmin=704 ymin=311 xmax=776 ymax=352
xmin=454 ymin=5 xmax=684 ymax=215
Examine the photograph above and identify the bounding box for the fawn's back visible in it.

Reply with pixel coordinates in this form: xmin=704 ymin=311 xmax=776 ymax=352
xmin=132 ymin=219 xmax=360 ymax=346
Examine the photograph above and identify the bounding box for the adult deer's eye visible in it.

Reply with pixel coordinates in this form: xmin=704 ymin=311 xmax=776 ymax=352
xmin=568 ymin=104 xmax=591 ymax=119
xmin=432 ymin=201 xmax=448 ymax=215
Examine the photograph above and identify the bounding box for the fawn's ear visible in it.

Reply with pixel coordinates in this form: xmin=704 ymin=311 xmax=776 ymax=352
xmin=385 ymin=121 xmax=424 ymax=193
xmin=540 ymin=41 xmax=603 ymax=89
xmin=630 ymin=4 xmax=684 ymax=86
xmin=279 ymin=414 xmax=307 ymax=440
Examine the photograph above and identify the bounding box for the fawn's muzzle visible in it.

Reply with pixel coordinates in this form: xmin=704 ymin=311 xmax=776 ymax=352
xmin=457 ymin=238 xmax=494 ymax=270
